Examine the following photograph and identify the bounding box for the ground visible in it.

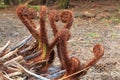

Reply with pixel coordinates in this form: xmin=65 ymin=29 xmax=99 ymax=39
xmin=0 ymin=0 xmax=120 ymax=80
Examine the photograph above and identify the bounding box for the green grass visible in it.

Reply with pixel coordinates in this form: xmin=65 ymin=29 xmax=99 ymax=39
xmin=88 ymin=32 xmax=100 ymax=38
xmin=111 ymin=32 xmax=117 ymax=39
xmin=0 ymin=4 xmax=8 ymax=9
xmin=110 ymin=16 xmax=120 ymax=24
xmin=28 ymin=5 xmax=40 ymax=11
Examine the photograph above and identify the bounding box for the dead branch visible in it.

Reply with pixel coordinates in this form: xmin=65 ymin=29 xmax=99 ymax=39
xmin=13 ymin=61 xmax=50 ymax=80
xmin=0 ymin=40 xmax=10 ymax=54
xmin=0 ymin=49 xmax=18 ymax=61
xmin=24 ymin=50 xmax=42 ymax=61
xmin=7 ymin=72 xmax=22 ymax=77
xmin=0 ymin=71 xmax=7 ymax=80
xmin=10 ymin=35 xmax=32 ymax=51
xmin=3 ymin=75 xmax=13 ymax=80
xmin=47 ymin=70 xmax=66 ymax=79
xmin=4 ymin=56 xmax=23 ymax=65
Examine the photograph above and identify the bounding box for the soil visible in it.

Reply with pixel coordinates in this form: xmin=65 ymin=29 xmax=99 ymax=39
xmin=0 ymin=0 xmax=120 ymax=80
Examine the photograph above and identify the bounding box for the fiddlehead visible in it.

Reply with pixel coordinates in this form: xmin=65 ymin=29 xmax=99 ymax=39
xmin=49 ymin=10 xmax=73 ymax=66
xmin=84 ymin=44 xmax=104 ymax=68
xmin=49 ymin=10 xmax=67 ymax=65
xmin=48 ymin=10 xmax=59 ymax=36
xmin=30 ymin=6 xmax=49 ymax=62
xmin=58 ymin=28 xmax=80 ymax=79
xmin=16 ymin=5 xmax=104 ymax=79
xmin=60 ymin=10 xmax=73 ymax=29
xmin=31 ymin=6 xmax=56 ymax=72
xmin=16 ymin=5 xmax=40 ymax=41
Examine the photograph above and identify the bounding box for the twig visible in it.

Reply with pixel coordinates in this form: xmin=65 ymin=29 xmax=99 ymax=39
xmin=10 ymin=35 xmax=32 ymax=51
xmin=3 ymin=72 xmax=14 ymax=80
xmin=3 ymin=75 xmax=13 ymax=80
xmin=8 ymin=72 xmax=22 ymax=77
xmin=0 ymin=40 xmax=10 ymax=54
xmin=10 ymin=25 xmax=40 ymax=52
xmin=31 ymin=59 xmax=48 ymax=67
xmin=47 ymin=70 xmax=66 ymax=79
xmin=19 ymin=46 xmax=33 ymax=54
xmin=7 ymin=67 xmax=20 ymax=72
xmin=4 ymin=56 xmax=23 ymax=65
xmin=0 ymin=71 xmax=6 ymax=80
xmin=58 ymin=66 xmax=91 ymax=80
xmin=14 ymin=61 xmax=50 ymax=80
xmin=24 ymin=51 xmax=42 ymax=61
xmin=0 ymin=49 xmax=18 ymax=61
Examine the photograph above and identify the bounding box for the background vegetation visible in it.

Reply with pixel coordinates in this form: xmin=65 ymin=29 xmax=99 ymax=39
xmin=0 ymin=0 xmax=96 ymax=9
